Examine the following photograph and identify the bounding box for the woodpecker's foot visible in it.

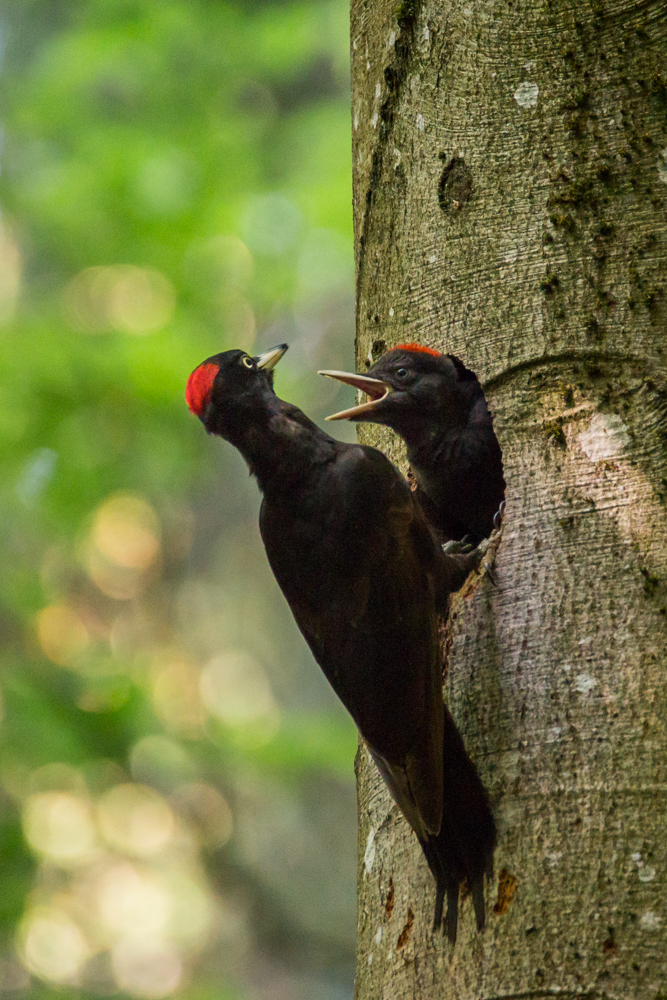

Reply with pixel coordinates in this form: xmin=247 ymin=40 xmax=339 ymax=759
xmin=442 ymin=536 xmax=474 ymax=556
xmin=440 ymin=522 xmax=503 ymax=595
xmin=474 ymin=511 xmax=505 ymax=584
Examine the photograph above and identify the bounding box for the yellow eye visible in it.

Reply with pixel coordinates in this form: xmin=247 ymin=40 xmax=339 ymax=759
xmin=242 ymin=356 xmax=254 ymax=369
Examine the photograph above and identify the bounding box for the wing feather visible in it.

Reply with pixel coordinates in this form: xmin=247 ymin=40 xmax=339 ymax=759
xmin=261 ymin=443 xmax=445 ymax=843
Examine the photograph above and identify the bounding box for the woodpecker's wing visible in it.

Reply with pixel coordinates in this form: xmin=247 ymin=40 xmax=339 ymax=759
xmin=259 ymin=441 xmax=445 ymax=840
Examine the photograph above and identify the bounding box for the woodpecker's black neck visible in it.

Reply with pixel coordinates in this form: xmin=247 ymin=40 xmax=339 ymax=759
xmin=219 ymin=393 xmax=337 ymax=499
xmin=390 ymin=414 xmax=442 ymax=452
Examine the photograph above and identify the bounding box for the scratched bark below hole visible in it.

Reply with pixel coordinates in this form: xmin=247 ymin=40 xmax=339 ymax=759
xmin=351 ymin=0 xmax=667 ymax=997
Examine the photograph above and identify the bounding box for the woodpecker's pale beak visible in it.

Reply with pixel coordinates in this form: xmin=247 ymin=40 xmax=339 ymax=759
xmin=318 ymin=370 xmax=392 ymax=421
xmin=256 ymin=344 xmax=288 ymax=371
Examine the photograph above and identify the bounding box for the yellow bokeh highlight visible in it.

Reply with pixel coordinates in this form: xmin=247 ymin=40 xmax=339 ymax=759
xmin=64 ymin=265 xmax=175 ymax=335
xmin=37 ymin=605 xmax=89 ymax=667
xmin=93 ymin=494 xmax=160 ymax=570
xmin=98 ymin=863 xmax=172 ymax=938
xmin=162 ymin=869 xmax=214 ymax=948
xmin=19 ymin=908 xmax=90 ymax=984
xmin=200 ymin=650 xmax=278 ymax=731
xmin=0 ymin=219 xmax=21 ymax=325
xmin=97 ymin=784 xmax=175 ymax=856
xmin=16 ymin=766 xmax=225 ymax=995
xmin=152 ymin=659 xmax=203 ymax=735
xmin=22 ymin=792 xmax=97 ymax=865
xmin=86 ymin=493 xmax=161 ymax=599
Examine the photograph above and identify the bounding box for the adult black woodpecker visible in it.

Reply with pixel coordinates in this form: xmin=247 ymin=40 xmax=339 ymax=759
xmin=319 ymin=343 xmax=506 ymax=544
xmin=186 ymin=345 xmax=496 ymax=943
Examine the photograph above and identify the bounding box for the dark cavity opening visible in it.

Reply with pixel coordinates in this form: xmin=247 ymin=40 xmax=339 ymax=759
xmin=365 ymin=338 xmax=387 ymax=367
xmin=438 ymin=156 xmax=473 ymax=212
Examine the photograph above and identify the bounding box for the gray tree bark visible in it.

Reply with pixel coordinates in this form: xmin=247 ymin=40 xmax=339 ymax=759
xmin=350 ymin=1 xmax=667 ymax=997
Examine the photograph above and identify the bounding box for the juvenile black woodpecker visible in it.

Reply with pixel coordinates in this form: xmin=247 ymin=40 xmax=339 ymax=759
xmin=320 ymin=344 xmax=505 ymax=544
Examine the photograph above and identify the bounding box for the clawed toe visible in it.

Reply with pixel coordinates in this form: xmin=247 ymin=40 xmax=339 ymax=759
xmin=475 ymin=505 xmax=506 ymax=583
xmin=493 ymin=499 xmax=506 ymax=531
xmin=442 ymin=538 xmax=474 ymax=556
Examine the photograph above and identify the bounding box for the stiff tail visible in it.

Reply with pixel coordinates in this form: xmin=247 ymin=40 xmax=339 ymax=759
xmin=420 ymin=706 xmax=496 ymax=943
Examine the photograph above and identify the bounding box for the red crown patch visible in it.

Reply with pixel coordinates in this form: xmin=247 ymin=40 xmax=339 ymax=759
xmin=394 ymin=342 xmax=442 ymax=357
xmin=186 ymin=363 xmax=219 ymax=417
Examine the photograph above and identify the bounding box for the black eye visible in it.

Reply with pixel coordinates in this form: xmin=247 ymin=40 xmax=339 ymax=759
xmin=396 ymin=368 xmax=408 ymax=379
xmin=242 ymin=356 xmax=254 ymax=370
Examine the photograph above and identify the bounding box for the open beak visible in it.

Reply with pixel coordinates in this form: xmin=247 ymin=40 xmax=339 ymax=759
xmin=256 ymin=344 xmax=288 ymax=371
xmin=318 ymin=370 xmax=392 ymax=421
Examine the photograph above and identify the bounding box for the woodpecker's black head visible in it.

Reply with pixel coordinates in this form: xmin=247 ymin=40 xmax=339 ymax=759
xmin=186 ymin=344 xmax=287 ymax=441
xmin=319 ymin=343 xmax=484 ymax=436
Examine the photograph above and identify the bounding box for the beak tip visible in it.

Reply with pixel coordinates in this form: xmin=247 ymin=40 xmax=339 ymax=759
xmin=256 ymin=344 xmax=288 ymax=371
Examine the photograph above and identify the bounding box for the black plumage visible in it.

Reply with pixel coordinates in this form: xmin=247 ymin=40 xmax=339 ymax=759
xmin=186 ymin=345 xmax=496 ymax=942
xmin=321 ymin=344 xmax=506 ymax=544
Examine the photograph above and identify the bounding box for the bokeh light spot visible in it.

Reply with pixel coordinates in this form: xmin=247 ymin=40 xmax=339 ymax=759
xmin=37 ymin=605 xmax=89 ymax=667
xmin=93 ymin=493 xmax=160 ymax=569
xmin=111 ymin=937 xmax=182 ymax=999
xmin=97 ymin=784 xmax=175 ymax=856
xmin=22 ymin=791 xmax=96 ymax=864
xmin=164 ymin=871 xmax=214 ymax=948
xmin=64 ymin=265 xmax=175 ymax=335
xmin=200 ymin=650 xmax=278 ymax=733
xmin=87 ymin=493 xmax=161 ymax=600
xmin=106 ymin=266 xmax=175 ymax=334
xmin=98 ymin=863 xmax=171 ymax=938
xmin=15 ymin=447 xmax=57 ymax=505
xmin=29 ymin=762 xmax=88 ymax=796
xmin=152 ymin=660 xmax=203 ymax=735
xmin=19 ymin=908 xmax=90 ymax=983
xmin=171 ymin=782 xmax=233 ymax=849
xmin=185 ymin=234 xmax=254 ymax=295
xmin=130 ymin=736 xmax=195 ymax=793
xmin=134 ymin=151 xmax=198 ymax=217
xmin=0 ymin=219 xmax=21 ymax=324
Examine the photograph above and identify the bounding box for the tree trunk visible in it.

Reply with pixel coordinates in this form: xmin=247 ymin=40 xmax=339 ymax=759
xmin=350 ymin=0 xmax=667 ymax=997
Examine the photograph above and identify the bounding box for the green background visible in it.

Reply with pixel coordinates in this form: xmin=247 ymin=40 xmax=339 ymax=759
xmin=0 ymin=2 xmax=358 ymax=997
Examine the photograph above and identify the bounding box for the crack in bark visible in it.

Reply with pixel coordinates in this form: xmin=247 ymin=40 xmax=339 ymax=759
xmin=355 ymin=2 xmax=423 ymax=325
xmin=482 ymin=350 xmax=665 ymax=392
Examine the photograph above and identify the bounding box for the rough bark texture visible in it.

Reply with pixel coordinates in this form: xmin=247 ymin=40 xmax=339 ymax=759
xmin=350 ymin=0 xmax=667 ymax=997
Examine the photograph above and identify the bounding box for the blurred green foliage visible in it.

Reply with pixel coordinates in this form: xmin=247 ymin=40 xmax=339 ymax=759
xmin=0 ymin=1 xmax=358 ymax=997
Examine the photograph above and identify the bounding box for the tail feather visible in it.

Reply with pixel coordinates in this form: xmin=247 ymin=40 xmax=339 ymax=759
xmin=445 ymin=881 xmax=459 ymax=944
xmin=432 ymin=879 xmax=445 ymax=933
xmin=420 ymin=706 xmax=496 ymax=944
xmin=472 ymin=878 xmax=486 ymax=932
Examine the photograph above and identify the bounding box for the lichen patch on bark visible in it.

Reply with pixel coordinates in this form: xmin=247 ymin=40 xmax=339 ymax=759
xmin=493 ymin=869 xmax=519 ymax=916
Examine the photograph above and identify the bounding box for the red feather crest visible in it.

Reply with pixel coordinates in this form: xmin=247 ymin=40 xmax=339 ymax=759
xmin=186 ymin=363 xmax=218 ymax=416
xmin=394 ymin=342 xmax=442 ymax=357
